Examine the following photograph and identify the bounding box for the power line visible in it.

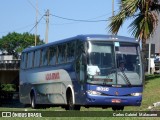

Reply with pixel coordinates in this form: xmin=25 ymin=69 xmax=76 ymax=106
xmin=27 ymin=0 xmax=42 ymax=16
xmin=49 ymin=9 xmax=119 ymax=25
xmin=26 ymin=0 xmax=46 ymax=21
xmin=28 ymin=15 xmax=44 ymax=33
xmin=51 ymin=14 xmax=107 ymax=22
xmin=0 ymin=5 xmax=119 ymax=38
xmin=86 ymin=11 xmax=116 ymax=20
xmin=49 ymin=8 xmax=120 ymax=24
xmin=0 ymin=16 xmax=43 ymax=38
xmin=46 ymin=9 xmax=120 ymax=26
xmin=0 ymin=11 xmax=113 ymax=34
xmin=0 ymin=23 xmax=35 ymax=34
xmin=21 ymin=15 xmax=45 ymax=45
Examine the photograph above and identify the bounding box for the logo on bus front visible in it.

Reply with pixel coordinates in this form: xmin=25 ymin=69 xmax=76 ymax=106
xmin=96 ymin=87 xmax=109 ymax=91
xmin=46 ymin=72 xmax=60 ymax=80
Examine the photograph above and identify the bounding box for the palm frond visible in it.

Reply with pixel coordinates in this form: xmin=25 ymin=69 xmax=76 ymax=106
xmin=108 ymin=0 xmax=160 ymax=41
xmin=121 ymin=0 xmax=139 ymax=16
xmin=108 ymin=0 xmax=139 ymax=34
xmin=129 ymin=11 xmax=158 ymax=40
xmin=108 ymin=11 xmax=126 ymax=34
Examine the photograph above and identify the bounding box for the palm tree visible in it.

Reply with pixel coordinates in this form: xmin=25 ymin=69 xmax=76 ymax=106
xmin=109 ymin=0 xmax=160 ymax=59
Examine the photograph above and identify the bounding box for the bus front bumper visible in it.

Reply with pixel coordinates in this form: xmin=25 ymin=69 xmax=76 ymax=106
xmin=85 ymin=95 xmax=142 ymax=106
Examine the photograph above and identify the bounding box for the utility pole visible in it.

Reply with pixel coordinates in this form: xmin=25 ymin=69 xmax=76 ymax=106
xmin=111 ymin=0 xmax=115 ymax=36
xmin=112 ymin=0 xmax=114 ymax=16
xmin=148 ymin=40 xmax=151 ymax=74
xmin=45 ymin=9 xmax=49 ymax=44
xmin=35 ymin=0 xmax=38 ymax=46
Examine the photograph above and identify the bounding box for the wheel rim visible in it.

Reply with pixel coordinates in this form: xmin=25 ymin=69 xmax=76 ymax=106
xmin=31 ymin=96 xmax=35 ymax=108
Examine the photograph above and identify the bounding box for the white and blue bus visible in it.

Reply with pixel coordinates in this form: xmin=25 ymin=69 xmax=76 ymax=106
xmin=19 ymin=35 xmax=143 ymax=110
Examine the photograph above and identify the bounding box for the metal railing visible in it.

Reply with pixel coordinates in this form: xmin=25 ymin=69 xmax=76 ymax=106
xmin=0 ymin=60 xmax=20 ymax=70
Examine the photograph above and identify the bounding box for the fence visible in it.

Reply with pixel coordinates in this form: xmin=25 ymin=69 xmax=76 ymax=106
xmin=0 ymin=60 xmax=20 ymax=70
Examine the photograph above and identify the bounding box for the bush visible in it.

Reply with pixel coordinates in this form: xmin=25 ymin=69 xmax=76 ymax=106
xmin=1 ymin=84 xmax=16 ymax=92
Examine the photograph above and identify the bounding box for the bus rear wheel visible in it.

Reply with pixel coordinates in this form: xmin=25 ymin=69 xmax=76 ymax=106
xmin=65 ymin=92 xmax=80 ymax=110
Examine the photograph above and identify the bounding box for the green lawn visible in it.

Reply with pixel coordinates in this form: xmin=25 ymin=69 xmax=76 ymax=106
xmin=0 ymin=74 xmax=160 ymax=119
xmin=125 ymin=74 xmax=160 ymax=111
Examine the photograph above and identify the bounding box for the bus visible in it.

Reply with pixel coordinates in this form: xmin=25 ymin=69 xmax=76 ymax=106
xmin=19 ymin=34 xmax=143 ymax=110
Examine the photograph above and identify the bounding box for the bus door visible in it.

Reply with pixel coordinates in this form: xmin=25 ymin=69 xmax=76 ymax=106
xmin=75 ymin=41 xmax=87 ymax=104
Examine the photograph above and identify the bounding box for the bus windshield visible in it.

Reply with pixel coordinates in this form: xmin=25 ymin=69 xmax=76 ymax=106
xmin=87 ymin=41 xmax=142 ymax=86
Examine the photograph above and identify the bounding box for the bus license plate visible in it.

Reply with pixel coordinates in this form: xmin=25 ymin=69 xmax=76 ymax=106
xmin=111 ymin=99 xmax=121 ymax=103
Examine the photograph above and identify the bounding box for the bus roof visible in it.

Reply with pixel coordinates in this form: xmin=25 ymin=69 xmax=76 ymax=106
xmin=22 ymin=34 xmax=138 ymax=52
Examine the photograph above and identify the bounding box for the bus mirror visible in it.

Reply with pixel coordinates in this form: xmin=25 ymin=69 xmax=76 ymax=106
xmin=115 ymin=47 xmax=119 ymax=51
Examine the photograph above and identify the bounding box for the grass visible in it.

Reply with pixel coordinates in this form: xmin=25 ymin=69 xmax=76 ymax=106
xmin=0 ymin=74 xmax=160 ymax=119
xmin=125 ymin=74 xmax=160 ymax=111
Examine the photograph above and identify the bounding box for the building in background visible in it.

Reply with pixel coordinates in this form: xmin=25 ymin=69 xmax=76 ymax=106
xmin=147 ymin=15 xmax=160 ymax=56
xmin=146 ymin=15 xmax=160 ymax=73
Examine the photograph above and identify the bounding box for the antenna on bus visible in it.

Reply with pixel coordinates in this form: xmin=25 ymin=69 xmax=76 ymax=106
xmin=45 ymin=9 xmax=49 ymax=44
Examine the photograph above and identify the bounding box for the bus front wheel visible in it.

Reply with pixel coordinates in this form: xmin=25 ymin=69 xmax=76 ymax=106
xmin=31 ymin=94 xmax=37 ymax=109
xmin=65 ymin=91 xmax=80 ymax=110
xmin=112 ymin=106 xmax=124 ymax=111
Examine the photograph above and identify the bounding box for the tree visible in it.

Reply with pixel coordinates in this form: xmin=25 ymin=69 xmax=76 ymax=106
xmin=0 ymin=32 xmax=44 ymax=58
xmin=108 ymin=0 xmax=160 ymax=59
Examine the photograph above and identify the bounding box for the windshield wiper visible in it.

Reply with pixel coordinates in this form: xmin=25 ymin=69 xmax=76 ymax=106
xmin=119 ymin=70 xmax=131 ymax=86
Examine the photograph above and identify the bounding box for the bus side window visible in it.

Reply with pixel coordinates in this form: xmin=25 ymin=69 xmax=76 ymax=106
xmin=76 ymin=40 xmax=84 ymax=58
xmin=67 ymin=41 xmax=75 ymax=62
xmin=25 ymin=53 xmax=28 ymax=69
xmin=57 ymin=44 xmax=66 ymax=64
xmin=32 ymin=51 xmax=35 ymax=68
xmin=21 ymin=53 xmax=27 ymax=69
xmin=39 ymin=49 xmax=43 ymax=66
xmin=63 ymin=44 xmax=67 ymax=63
xmin=49 ymin=46 xmax=57 ymax=65
xmin=57 ymin=45 xmax=62 ymax=64
xmin=41 ymin=48 xmax=48 ymax=66
xmin=27 ymin=52 xmax=34 ymax=69
xmin=34 ymin=50 xmax=41 ymax=67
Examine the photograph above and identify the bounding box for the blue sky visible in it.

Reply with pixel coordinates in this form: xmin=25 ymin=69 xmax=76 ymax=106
xmin=0 ymin=0 xmax=132 ymax=43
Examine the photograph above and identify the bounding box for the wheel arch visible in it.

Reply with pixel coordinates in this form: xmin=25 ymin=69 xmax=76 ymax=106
xmin=30 ymin=88 xmax=36 ymax=101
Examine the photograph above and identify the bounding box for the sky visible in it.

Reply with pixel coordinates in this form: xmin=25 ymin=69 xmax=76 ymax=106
xmin=0 ymin=0 xmax=132 ymax=43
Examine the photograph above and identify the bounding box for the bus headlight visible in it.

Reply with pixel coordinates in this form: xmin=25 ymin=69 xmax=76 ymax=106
xmin=131 ymin=93 xmax=142 ymax=96
xmin=87 ymin=90 xmax=101 ymax=95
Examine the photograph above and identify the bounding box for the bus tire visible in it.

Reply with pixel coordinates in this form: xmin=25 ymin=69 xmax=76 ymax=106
xmin=66 ymin=91 xmax=80 ymax=110
xmin=31 ymin=94 xmax=37 ymax=109
xmin=119 ymin=106 xmax=124 ymax=111
xmin=112 ymin=106 xmax=124 ymax=111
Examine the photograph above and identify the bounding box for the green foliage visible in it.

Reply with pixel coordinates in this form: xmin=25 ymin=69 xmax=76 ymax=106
xmin=0 ymin=32 xmax=44 ymax=58
xmin=109 ymin=0 xmax=160 ymax=41
xmin=1 ymin=84 xmax=16 ymax=91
